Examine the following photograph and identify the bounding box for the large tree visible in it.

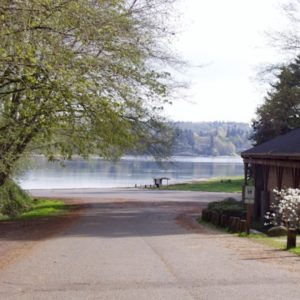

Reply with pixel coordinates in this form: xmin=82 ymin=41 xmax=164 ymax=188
xmin=251 ymin=1 xmax=300 ymax=145
xmin=0 ymin=0 xmax=178 ymax=186
xmin=252 ymin=55 xmax=300 ymax=145
xmin=270 ymin=0 xmax=300 ymax=55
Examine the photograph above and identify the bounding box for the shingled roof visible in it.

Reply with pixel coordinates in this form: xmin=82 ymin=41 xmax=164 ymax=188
xmin=241 ymin=128 xmax=300 ymax=159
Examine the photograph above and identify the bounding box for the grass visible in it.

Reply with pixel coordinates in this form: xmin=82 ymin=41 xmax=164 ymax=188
xmin=197 ymin=218 xmax=227 ymax=232
xmin=289 ymin=247 xmax=300 ymax=255
xmin=199 ymin=218 xmax=300 ymax=255
xmin=163 ymin=177 xmax=243 ymax=193
xmin=240 ymin=232 xmax=300 ymax=256
xmin=0 ymin=198 xmax=67 ymax=221
xmin=239 ymin=232 xmax=286 ymax=249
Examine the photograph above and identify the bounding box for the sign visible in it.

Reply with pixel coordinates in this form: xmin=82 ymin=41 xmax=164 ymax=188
xmin=244 ymin=186 xmax=255 ymax=204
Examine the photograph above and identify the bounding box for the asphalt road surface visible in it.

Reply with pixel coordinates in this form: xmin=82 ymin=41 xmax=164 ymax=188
xmin=1 ymin=189 xmax=300 ymax=299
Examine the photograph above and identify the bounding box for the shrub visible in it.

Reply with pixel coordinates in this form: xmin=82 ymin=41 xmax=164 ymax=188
xmin=0 ymin=180 xmax=33 ymax=218
xmin=206 ymin=197 xmax=246 ymax=218
xmin=265 ymin=188 xmax=300 ymax=249
xmin=204 ymin=198 xmax=246 ymax=219
xmin=265 ymin=188 xmax=300 ymax=229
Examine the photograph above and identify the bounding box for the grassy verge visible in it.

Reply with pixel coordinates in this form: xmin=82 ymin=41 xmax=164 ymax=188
xmin=199 ymin=218 xmax=300 ymax=255
xmin=197 ymin=218 xmax=227 ymax=232
xmin=0 ymin=198 xmax=67 ymax=221
xmin=289 ymin=247 xmax=300 ymax=255
xmin=163 ymin=177 xmax=243 ymax=193
xmin=239 ymin=232 xmax=286 ymax=249
xmin=240 ymin=232 xmax=300 ymax=256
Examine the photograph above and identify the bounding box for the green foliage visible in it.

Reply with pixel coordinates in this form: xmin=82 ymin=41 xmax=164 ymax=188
xmin=0 ymin=198 xmax=67 ymax=220
xmin=20 ymin=199 xmax=66 ymax=219
xmin=206 ymin=197 xmax=246 ymax=218
xmin=240 ymin=232 xmax=287 ymax=250
xmin=0 ymin=180 xmax=33 ymax=217
xmin=252 ymin=56 xmax=300 ymax=145
xmin=289 ymin=247 xmax=300 ymax=255
xmin=171 ymin=122 xmax=252 ymax=156
xmin=207 ymin=197 xmax=239 ymax=210
xmin=197 ymin=218 xmax=227 ymax=232
xmin=165 ymin=178 xmax=244 ymax=193
xmin=0 ymin=0 xmax=178 ymax=185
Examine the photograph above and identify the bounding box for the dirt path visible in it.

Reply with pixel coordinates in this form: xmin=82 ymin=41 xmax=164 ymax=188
xmin=1 ymin=189 xmax=300 ymax=299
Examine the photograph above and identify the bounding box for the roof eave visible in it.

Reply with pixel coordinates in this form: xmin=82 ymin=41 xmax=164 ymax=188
xmin=241 ymin=153 xmax=300 ymax=160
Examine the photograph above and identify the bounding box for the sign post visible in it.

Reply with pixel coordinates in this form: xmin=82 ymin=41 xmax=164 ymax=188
xmin=244 ymin=186 xmax=255 ymax=234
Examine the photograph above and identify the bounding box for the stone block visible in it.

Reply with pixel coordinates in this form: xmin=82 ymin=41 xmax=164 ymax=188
xmin=267 ymin=226 xmax=287 ymax=237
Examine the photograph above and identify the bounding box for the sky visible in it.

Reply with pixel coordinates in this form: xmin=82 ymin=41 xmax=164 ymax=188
xmin=164 ymin=0 xmax=290 ymax=123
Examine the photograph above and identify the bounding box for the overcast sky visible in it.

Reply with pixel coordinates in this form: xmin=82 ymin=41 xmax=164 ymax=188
xmin=164 ymin=0 xmax=290 ymax=123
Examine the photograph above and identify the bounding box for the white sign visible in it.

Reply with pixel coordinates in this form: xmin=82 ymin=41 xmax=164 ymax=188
xmin=244 ymin=186 xmax=255 ymax=204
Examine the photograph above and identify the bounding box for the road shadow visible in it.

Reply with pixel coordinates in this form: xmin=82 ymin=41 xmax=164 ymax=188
xmin=0 ymin=201 xmax=213 ymax=241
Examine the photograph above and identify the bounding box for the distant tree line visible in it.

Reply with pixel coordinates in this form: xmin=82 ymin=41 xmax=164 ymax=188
xmin=171 ymin=122 xmax=252 ymax=156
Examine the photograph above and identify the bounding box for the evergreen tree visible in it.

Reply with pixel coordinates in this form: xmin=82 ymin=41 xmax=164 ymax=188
xmin=252 ymin=56 xmax=300 ymax=145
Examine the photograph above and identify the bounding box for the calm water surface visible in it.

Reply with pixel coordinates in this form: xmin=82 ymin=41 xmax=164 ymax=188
xmin=18 ymin=156 xmax=243 ymax=189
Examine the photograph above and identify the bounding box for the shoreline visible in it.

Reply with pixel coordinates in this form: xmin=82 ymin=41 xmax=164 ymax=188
xmin=24 ymin=176 xmax=243 ymax=192
xmin=17 ymin=155 xmax=243 ymax=190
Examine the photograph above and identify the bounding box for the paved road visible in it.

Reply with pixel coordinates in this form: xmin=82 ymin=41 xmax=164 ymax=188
xmin=28 ymin=188 xmax=241 ymax=203
xmin=1 ymin=189 xmax=300 ymax=299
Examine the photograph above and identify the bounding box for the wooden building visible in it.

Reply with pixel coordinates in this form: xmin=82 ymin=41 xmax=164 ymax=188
xmin=241 ymin=128 xmax=300 ymax=220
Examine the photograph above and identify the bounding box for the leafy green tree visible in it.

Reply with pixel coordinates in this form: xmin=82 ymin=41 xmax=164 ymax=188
xmin=0 ymin=0 xmax=177 ymax=186
xmin=252 ymin=56 xmax=300 ymax=145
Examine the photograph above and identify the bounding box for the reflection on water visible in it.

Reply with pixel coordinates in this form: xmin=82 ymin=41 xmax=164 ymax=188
xmin=18 ymin=156 xmax=244 ymax=189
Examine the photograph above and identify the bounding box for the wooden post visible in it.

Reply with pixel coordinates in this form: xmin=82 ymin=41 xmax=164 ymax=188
xmin=239 ymin=220 xmax=247 ymax=233
xmin=287 ymin=228 xmax=297 ymax=249
xmin=227 ymin=217 xmax=234 ymax=232
xmin=220 ymin=214 xmax=228 ymax=227
xmin=245 ymin=185 xmax=255 ymax=235
xmin=246 ymin=204 xmax=253 ymax=235
xmin=233 ymin=217 xmax=240 ymax=233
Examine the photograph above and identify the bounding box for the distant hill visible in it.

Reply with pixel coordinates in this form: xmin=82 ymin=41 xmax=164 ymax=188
xmin=171 ymin=121 xmax=252 ymax=156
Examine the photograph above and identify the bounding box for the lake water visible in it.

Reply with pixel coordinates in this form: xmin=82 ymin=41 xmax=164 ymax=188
xmin=18 ymin=156 xmax=244 ymax=189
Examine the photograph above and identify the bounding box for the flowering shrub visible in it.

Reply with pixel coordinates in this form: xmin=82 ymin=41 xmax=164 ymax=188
xmin=265 ymin=188 xmax=300 ymax=229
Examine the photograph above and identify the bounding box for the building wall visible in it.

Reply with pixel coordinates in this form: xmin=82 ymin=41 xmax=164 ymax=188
xmin=266 ymin=166 xmax=296 ymax=206
xmin=267 ymin=168 xmax=276 ymax=206
xmin=282 ymin=167 xmax=295 ymax=189
xmin=246 ymin=159 xmax=300 ymax=219
xmin=267 ymin=167 xmax=276 ymax=191
xmin=267 ymin=166 xmax=294 ymax=191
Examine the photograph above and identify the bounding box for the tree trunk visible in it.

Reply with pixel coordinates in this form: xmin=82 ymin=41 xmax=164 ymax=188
xmin=0 ymin=126 xmax=39 ymax=188
xmin=287 ymin=228 xmax=297 ymax=249
xmin=0 ymin=172 xmax=8 ymax=187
